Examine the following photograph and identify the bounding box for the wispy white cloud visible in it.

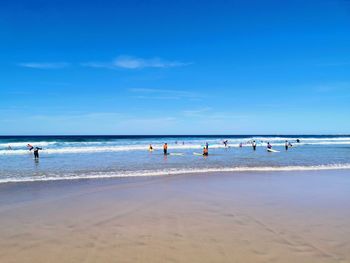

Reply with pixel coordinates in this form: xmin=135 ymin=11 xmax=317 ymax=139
xmin=18 ymin=56 xmax=192 ymax=70
xmin=182 ymin=107 xmax=212 ymax=117
xmin=82 ymin=56 xmax=192 ymax=69
xmin=18 ymin=62 xmax=70 ymax=69
xmin=129 ymin=88 xmax=201 ymax=100
xmin=114 ymin=56 xmax=191 ymax=69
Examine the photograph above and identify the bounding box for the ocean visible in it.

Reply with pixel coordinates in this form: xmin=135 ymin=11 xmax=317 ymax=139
xmin=0 ymin=135 xmax=349 ymax=183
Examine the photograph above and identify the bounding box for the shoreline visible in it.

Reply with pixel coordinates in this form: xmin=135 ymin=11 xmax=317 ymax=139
xmin=1 ymin=165 xmax=350 ymax=185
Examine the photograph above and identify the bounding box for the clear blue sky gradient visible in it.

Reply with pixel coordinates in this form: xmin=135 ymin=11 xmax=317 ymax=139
xmin=1 ymin=0 xmax=350 ymax=135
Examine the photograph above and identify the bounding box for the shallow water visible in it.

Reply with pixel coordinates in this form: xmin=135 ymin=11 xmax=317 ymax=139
xmin=0 ymin=135 xmax=349 ymax=183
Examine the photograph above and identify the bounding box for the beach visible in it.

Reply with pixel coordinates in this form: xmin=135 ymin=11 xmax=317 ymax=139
xmin=2 ymin=0 xmax=350 ymax=261
xmin=1 ymin=169 xmax=350 ymax=263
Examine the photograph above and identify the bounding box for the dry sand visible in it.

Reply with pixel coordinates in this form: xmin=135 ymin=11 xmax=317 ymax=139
xmin=0 ymin=170 xmax=350 ymax=263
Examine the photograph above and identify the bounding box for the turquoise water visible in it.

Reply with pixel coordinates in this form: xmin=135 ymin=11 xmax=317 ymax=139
xmin=0 ymin=135 xmax=349 ymax=183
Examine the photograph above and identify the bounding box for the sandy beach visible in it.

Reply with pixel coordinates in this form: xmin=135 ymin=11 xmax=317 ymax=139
xmin=0 ymin=170 xmax=350 ymax=263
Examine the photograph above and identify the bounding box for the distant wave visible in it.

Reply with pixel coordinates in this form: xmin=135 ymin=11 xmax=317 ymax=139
xmin=1 ymin=164 xmax=350 ymax=184
xmin=0 ymin=141 xmax=58 ymax=148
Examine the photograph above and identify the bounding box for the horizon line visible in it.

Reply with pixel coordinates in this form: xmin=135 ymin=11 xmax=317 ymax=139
xmin=1 ymin=134 xmax=349 ymax=137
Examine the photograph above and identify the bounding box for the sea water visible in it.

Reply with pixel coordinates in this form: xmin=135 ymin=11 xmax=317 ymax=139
xmin=0 ymin=135 xmax=349 ymax=183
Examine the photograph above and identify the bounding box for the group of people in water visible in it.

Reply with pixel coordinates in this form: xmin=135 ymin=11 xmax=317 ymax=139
xmin=148 ymin=139 xmax=301 ymax=156
xmin=8 ymin=138 xmax=302 ymax=160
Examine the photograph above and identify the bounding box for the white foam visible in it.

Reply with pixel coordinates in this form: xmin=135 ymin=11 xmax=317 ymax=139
xmin=1 ymin=139 xmax=350 ymax=155
xmin=1 ymin=136 xmax=350 ymax=155
xmin=1 ymin=164 xmax=350 ymax=184
xmin=0 ymin=143 xmax=230 ymax=155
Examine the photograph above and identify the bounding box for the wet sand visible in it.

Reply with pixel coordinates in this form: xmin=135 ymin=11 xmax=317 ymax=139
xmin=0 ymin=170 xmax=350 ymax=263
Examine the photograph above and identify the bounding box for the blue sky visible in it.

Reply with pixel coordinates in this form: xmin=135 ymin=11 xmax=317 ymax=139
xmin=1 ymin=0 xmax=350 ymax=135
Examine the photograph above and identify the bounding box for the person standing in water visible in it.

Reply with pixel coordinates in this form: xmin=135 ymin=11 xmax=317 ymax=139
xmin=203 ymin=147 xmax=208 ymax=156
xmin=267 ymin=142 xmax=272 ymax=149
xmin=205 ymin=142 xmax=209 ymax=150
xmin=252 ymin=140 xmax=257 ymax=151
xmin=149 ymin=144 xmax=153 ymax=151
xmin=285 ymin=140 xmax=289 ymax=151
xmin=33 ymin=147 xmax=42 ymax=159
xmin=163 ymin=143 xmax=168 ymax=155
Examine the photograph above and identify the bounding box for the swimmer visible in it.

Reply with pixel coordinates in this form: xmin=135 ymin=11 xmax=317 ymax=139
xmin=149 ymin=144 xmax=153 ymax=151
xmin=163 ymin=143 xmax=168 ymax=155
xmin=252 ymin=140 xmax=257 ymax=151
xmin=267 ymin=142 xmax=272 ymax=149
xmin=203 ymin=147 xmax=208 ymax=156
